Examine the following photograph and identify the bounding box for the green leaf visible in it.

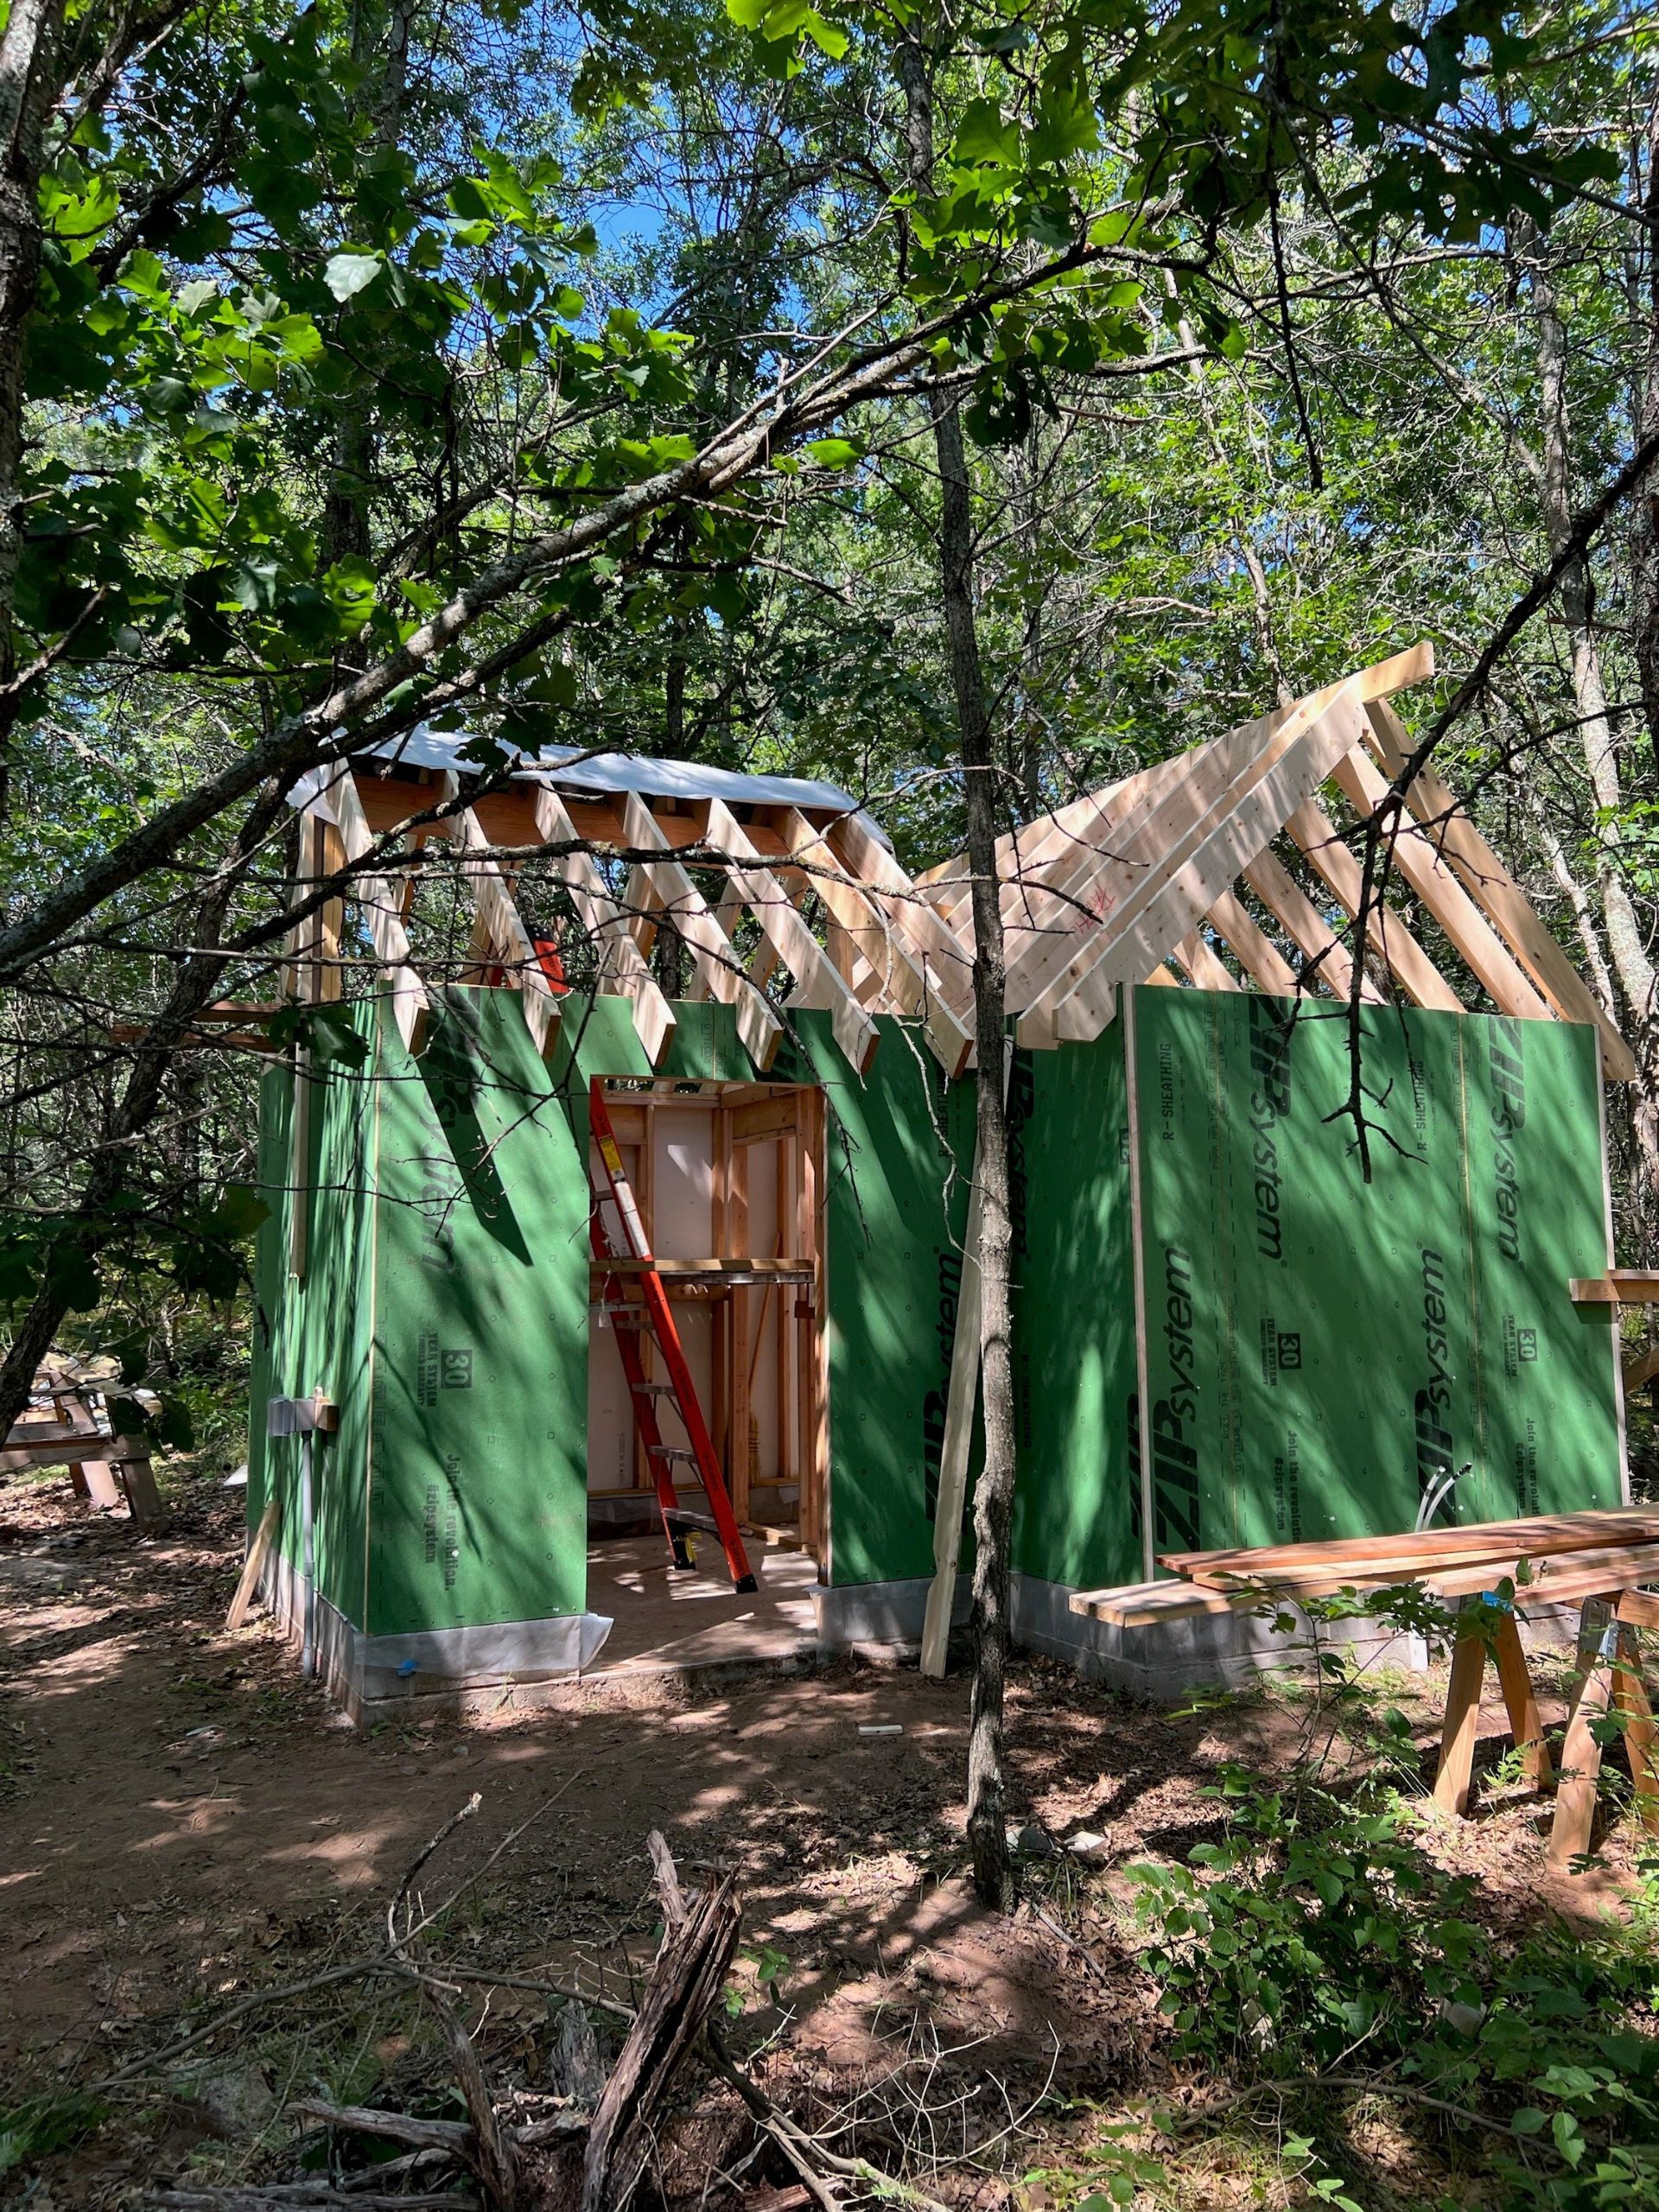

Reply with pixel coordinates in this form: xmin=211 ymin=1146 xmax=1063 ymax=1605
xmin=323 ymin=251 xmax=385 ymax=302
xmin=955 ymin=99 xmax=1015 ymax=166
xmin=208 ymin=1185 xmax=271 ymax=1240
xmin=800 ymin=10 xmax=847 ymax=59
xmin=321 ymin=553 xmax=378 ymax=629
xmin=1552 ymin=2110 xmax=1586 ymax=2167
xmin=118 ymin=248 xmax=170 ymax=303
xmin=804 ymin=435 xmax=863 ymax=468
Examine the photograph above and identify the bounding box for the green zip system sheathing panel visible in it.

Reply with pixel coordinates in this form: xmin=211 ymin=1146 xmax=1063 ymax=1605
xmin=246 ymin=1006 xmax=378 ymax=1619
xmin=1009 ymin=1034 xmax=1141 ymax=1594
xmin=249 ymin=991 xmax=589 ymax=1637
xmin=1128 ymin=988 xmax=1624 ymax=1563
xmin=365 ymin=990 xmax=589 ymax=1636
xmin=770 ymin=1013 xmax=976 ymax=1587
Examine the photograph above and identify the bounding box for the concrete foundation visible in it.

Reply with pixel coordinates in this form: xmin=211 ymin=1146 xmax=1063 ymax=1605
xmin=1009 ymin=1574 xmax=1432 ymax=1694
xmin=264 ymin=1535 xmax=1594 ymax=1720
xmin=263 ymin=1546 xmax=613 ymax=1721
xmin=811 ymin=1572 xmax=970 ymax=1653
xmin=817 ymin=1572 xmax=1588 ymax=1696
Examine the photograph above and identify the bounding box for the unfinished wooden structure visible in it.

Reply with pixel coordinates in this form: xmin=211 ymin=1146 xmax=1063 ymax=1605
xmin=251 ymin=640 xmax=1634 ymax=1711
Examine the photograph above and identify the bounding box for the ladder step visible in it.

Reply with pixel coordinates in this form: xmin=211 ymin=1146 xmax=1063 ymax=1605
xmin=647 ymin=1445 xmax=696 ymax=1462
xmin=629 ymin=1382 xmax=675 ymax=1396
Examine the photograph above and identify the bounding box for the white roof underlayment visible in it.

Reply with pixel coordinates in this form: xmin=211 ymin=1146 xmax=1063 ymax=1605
xmin=288 ymin=727 xmax=883 ymax=840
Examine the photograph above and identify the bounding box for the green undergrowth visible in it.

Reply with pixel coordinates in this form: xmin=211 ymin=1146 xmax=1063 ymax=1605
xmin=1027 ymin=1597 xmax=1659 ymax=2211
xmin=1134 ymin=1770 xmax=1659 ymax=2207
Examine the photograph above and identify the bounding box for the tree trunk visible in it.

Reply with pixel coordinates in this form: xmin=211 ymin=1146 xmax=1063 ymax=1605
xmin=0 ymin=0 xmax=66 ymax=815
xmin=320 ymin=0 xmax=417 ymax=597
xmin=0 ymin=782 xmax=289 ymax=1435
xmin=898 ymin=29 xmax=1017 ymax=1913
xmin=1524 ymin=225 xmax=1656 ymax=1030
xmin=659 ymin=614 xmax=689 ymax=994
xmin=1518 ymin=219 xmax=1659 ymax=1258
xmin=1010 ymin=428 xmax=1046 ymax=814
xmin=1629 ymin=83 xmax=1659 ymax=779
xmin=1165 ymin=277 xmax=1294 ymax=709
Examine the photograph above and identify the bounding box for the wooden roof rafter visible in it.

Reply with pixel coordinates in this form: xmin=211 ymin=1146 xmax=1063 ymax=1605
xmin=906 ymin=639 xmax=1631 ymax=1077
xmin=618 ymin=791 xmax=787 ymax=1071
xmin=285 ymin=637 xmax=1632 ymax=1085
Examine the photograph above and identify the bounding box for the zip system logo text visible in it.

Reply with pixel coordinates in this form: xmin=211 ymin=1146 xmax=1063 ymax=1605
xmin=1414 ymin=1246 xmax=1457 ymax=1510
xmin=1150 ymin=1243 xmax=1202 ymax=1549
xmin=1490 ymin=1018 xmax=1526 ymax=1264
xmin=1247 ymin=999 xmax=1294 ymax=1262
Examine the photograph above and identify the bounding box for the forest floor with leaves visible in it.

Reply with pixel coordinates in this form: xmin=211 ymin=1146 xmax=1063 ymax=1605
xmin=0 ymin=1461 xmax=1655 ymax=2212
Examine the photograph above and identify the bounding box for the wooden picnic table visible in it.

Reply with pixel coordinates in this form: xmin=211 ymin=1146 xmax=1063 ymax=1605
xmin=1 ymin=1381 xmax=162 ymax=1528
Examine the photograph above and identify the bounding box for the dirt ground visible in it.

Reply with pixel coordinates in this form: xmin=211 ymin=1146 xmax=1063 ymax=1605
xmin=0 ymin=1465 xmax=1643 ymax=2207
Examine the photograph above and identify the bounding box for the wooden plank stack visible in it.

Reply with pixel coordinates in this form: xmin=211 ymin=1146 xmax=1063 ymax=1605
xmin=1071 ymin=1510 xmax=1659 ymax=1866
xmin=1068 ymin=1510 xmax=1659 ymax=1630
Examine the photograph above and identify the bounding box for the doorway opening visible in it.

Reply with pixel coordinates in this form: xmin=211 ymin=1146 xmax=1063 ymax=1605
xmin=585 ymin=1077 xmax=828 ymax=1573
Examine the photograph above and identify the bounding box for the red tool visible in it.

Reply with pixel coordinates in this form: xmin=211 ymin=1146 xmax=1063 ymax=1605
xmin=532 ymin=938 xmax=569 ymax=994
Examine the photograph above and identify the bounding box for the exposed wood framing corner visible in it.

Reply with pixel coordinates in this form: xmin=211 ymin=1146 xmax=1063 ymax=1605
xmin=619 ymin=792 xmax=785 ymax=1071
xmin=531 ymin=783 xmax=677 ymax=1066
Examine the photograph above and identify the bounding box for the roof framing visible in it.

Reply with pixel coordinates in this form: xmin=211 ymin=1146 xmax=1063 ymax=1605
xmin=287 ymin=644 xmax=1635 ymax=1084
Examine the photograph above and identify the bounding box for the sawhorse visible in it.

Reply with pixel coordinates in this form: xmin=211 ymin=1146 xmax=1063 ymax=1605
xmin=1432 ymin=1589 xmax=1659 ymax=1866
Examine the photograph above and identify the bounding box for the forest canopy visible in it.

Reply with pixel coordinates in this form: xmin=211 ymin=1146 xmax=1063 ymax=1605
xmin=3 ymin=0 xmax=1658 ymax=1438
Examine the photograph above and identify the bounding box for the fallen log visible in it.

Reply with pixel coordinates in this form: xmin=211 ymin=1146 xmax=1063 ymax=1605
xmin=580 ymin=1831 xmax=743 ymax=2212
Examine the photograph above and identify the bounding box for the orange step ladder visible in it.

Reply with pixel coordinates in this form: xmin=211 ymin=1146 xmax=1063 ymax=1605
xmin=588 ymin=1080 xmax=758 ymax=1593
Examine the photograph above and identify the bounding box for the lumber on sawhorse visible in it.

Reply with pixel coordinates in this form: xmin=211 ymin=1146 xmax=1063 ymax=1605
xmin=1160 ymin=1509 xmax=1659 ymax=1585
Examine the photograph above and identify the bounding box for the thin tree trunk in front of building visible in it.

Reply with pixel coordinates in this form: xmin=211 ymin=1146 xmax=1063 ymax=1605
xmin=1628 ymin=83 xmax=1659 ymax=779
xmin=899 ymin=27 xmax=1017 ymax=1913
